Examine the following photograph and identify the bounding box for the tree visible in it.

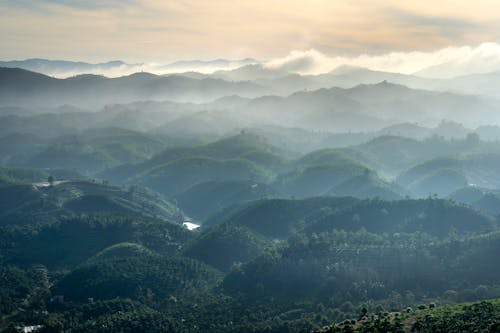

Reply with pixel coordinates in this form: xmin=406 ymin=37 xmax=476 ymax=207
xmin=1 ymin=324 xmax=21 ymax=333
xmin=48 ymin=175 xmax=54 ymax=186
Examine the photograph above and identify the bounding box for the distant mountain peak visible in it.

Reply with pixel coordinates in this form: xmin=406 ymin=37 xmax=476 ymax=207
xmin=329 ymin=64 xmax=371 ymax=75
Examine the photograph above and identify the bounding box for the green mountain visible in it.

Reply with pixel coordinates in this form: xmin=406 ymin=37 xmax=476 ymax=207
xmin=54 ymin=253 xmax=222 ymax=303
xmin=449 ymin=186 xmax=500 ymax=215
xmin=183 ymin=222 xmax=270 ymax=271
xmin=328 ymin=171 xmax=404 ymax=200
xmin=295 ymin=148 xmax=373 ymax=169
xmin=24 ymin=143 xmax=117 ymax=175
xmin=223 ymin=229 xmax=500 ymax=304
xmin=133 ymin=157 xmax=268 ymax=198
xmin=0 ymin=180 xmax=183 ymax=225
xmin=0 ymin=67 xmax=266 ymax=108
xmin=397 ymin=153 xmax=500 ymax=197
xmin=21 ymin=129 xmax=166 ymax=175
xmin=307 ymin=198 xmax=496 ymax=236
xmin=0 ymin=166 xmax=47 ymax=185
xmin=312 ymin=298 xmax=500 ymax=332
xmin=206 ymin=197 xmax=359 ymax=238
xmin=175 ymin=180 xmax=277 ymax=220
xmin=99 ymin=132 xmax=283 ymax=184
xmin=409 ymin=299 xmax=500 ymax=333
xmin=353 ymin=134 xmax=490 ymax=178
xmin=274 ymin=162 xmax=371 ymax=198
xmin=0 ymin=215 xmax=192 ymax=268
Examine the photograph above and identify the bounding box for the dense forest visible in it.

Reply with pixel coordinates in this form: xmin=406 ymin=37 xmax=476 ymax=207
xmin=1 ymin=127 xmax=500 ymax=332
xmin=2 ymin=62 xmax=500 ymax=332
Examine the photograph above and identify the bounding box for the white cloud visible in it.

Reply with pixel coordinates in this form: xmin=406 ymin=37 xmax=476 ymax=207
xmin=263 ymin=42 xmax=500 ymax=78
xmin=11 ymin=42 xmax=500 ymax=79
xmin=20 ymin=60 xmax=259 ymax=78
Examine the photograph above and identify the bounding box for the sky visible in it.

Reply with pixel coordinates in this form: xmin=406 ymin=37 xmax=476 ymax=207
xmin=2 ymin=0 xmax=500 ymax=77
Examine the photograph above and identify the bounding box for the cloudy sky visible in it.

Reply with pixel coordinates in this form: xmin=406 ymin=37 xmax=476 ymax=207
xmin=2 ymin=0 xmax=500 ymax=77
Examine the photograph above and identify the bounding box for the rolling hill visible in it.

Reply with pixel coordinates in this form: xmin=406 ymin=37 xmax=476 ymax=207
xmin=0 ymin=67 xmax=266 ymax=108
xmin=175 ymin=180 xmax=277 ymax=220
xmin=0 ymin=180 xmax=183 ymax=225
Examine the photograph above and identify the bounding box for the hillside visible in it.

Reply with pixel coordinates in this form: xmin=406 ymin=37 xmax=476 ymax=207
xmin=0 ymin=67 xmax=266 ymax=108
xmin=312 ymin=298 xmax=500 ymax=332
xmin=0 ymin=166 xmax=48 ymax=185
xmin=0 ymin=215 xmax=193 ymax=268
xmin=328 ymin=172 xmax=404 ymax=200
xmin=273 ymin=162 xmax=372 ymax=198
xmin=99 ymin=132 xmax=284 ymax=184
xmin=449 ymin=186 xmax=500 ymax=215
xmin=206 ymin=197 xmax=360 ymax=237
xmin=307 ymin=198 xmax=496 ymax=236
xmin=175 ymin=180 xmax=277 ymax=220
xmin=223 ymin=229 xmax=500 ymax=305
xmin=397 ymin=153 xmax=500 ymax=197
xmin=182 ymin=222 xmax=270 ymax=271
xmin=0 ymin=180 xmax=183 ymax=225
xmin=54 ymin=253 xmax=222 ymax=303
xmin=133 ymin=157 xmax=268 ymax=198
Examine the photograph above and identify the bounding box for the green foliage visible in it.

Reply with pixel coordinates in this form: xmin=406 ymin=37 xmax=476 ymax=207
xmin=0 ymin=266 xmax=40 ymax=314
xmin=411 ymin=299 xmax=500 ymax=333
xmin=0 ymin=215 xmax=192 ymax=268
xmin=274 ymin=162 xmax=370 ymax=198
xmin=0 ymin=181 xmax=183 ymax=226
xmin=100 ymin=132 xmax=284 ymax=185
xmin=175 ymin=180 xmax=277 ymax=220
xmin=4 ymin=126 xmax=500 ymax=333
xmin=54 ymin=254 xmax=222 ymax=303
xmin=25 ymin=143 xmax=118 ymax=175
xmin=210 ymin=197 xmax=359 ymax=238
xmin=183 ymin=222 xmax=270 ymax=271
xmin=328 ymin=171 xmax=404 ymax=200
xmin=134 ymin=157 xmax=268 ymax=197
xmin=0 ymin=166 xmax=47 ymax=185
xmin=307 ymin=198 xmax=496 ymax=236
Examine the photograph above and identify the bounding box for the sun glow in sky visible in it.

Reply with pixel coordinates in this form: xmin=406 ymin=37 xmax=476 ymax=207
xmin=1 ymin=0 xmax=500 ymax=63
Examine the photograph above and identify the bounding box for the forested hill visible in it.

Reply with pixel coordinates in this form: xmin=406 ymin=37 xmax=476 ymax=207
xmin=309 ymin=298 xmax=500 ymax=332
xmin=2 ymin=64 xmax=500 ymax=333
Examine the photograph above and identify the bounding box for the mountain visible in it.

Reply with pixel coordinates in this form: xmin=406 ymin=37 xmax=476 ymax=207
xmin=205 ymin=197 xmax=359 ymax=237
xmin=54 ymin=252 xmax=222 ymax=303
xmin=228 ymin=82 xmax=500 ymax=132
xmin=175 ymin=180 xmax=278 ymax=220
xmin=132 ymin=157 xmax=268 ymax=198
xmin=19 ymin=128 xmax=167 ymax=174
xmin=352 ymin=134 xmax=489 ymax=178
xmin=0 ymin=166 xmax=48 ymax=185
xmin=0 ymin=101 xmax=205 ymax=139
xmin=182 ymin=222 xmax=270 ymax=271
xmin=437 ymin=70 xmax=500 ymax=99
xmin=449 ymin=186 xmax=500 ymax=215
xmin=273 ymin=161 xmax=371 ymax=198
xmin=210 ymin=64 xmax=431 ymax=91
xmin=5 ymin=55 xmax=500 ymax=333
xmin=0 ymin=67 xmax=266 ymax=108
xmin=159 ymin=58 xmax=259 ymax=73
xmin=0 ymin=214 xmax=193 ymax=268
xmin=0 ymin=180 xmax=183 ymax=225
xmin=213 ymin=63 xmax=500 ymax=101
xmin=212 ymin=63 xmax=290 ymax=81
xmin=397 ymin=153 xmax=500 ymax=197
xmin=3 ymin=68 xmax=499 ymax=134
xmin=0 ymin=59 xmax=137 ymax=77
xmin=307 ymin=198 xmax=496 ymax=236
xmin=98 ymin=133 xmax=284 ymax=184
xmin=222 ymin=227 xmax=500 ymax=304
xmin=406 ymin=299 xmax=500 ymax=333
xmin=328 ymin=171 xmax=404 ymax=200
